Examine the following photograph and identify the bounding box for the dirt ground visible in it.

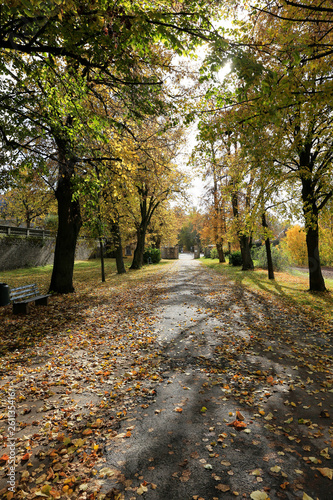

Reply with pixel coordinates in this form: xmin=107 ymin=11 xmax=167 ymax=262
xmin=0 ymin=255 xmax=332 ymax=500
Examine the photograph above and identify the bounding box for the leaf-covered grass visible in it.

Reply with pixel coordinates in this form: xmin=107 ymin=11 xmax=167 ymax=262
xmin=200 ymin=258 xmax=333 ymax=324
xmin=0 ymin=258 xmax=173 ymax=293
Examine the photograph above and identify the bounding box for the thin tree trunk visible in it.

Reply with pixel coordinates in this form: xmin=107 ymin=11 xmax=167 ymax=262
xmin=212 ymin=162 xmax=225 ymax=263
xmin=110 ymin=220 xmax=126 ymax=274
xmin=262 ymin=212 xmax=274 ymax=280
xmin=99 ymin=237 xmax=105 ymax=282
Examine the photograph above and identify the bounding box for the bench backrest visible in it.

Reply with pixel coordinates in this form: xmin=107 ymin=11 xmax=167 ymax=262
xmin=10 ymin=284 xmax=39 ymax=302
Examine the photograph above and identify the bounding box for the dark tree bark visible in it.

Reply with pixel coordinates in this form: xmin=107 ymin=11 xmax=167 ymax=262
xmin=212 ymin=154 xmax=225 ymax=263
xmin=300 ymin=149 xmax=326 ymax=292
xmin=231 ymin=188 xmax=254 ymax=271
xmin=110 ymin=220 xmax=126 ymax=274
xmin=305 ymin=221 xmax=326 ymax=291
xmin=49 ymin=155 xmax=81 ymax=293
xmin=130 ymin=224 xmax=148 ymax=270
xmin=239 ymin=235 xmax=254 ymax=270
xmin=130 ymin=189 xmax=159 ymax=270
xmin=262 ymin=212 xmax=274 ymax=280
xmin=99 ymin=237 xmax=106 ymax=282
xmin=154 ymin=234 xmax=162 ymax=249
xmin=216 ymin=241 xmax=225 ymax=263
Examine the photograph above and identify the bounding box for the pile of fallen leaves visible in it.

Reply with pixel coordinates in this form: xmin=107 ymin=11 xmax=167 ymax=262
xmin=0 ymin=265 xmax=172 ymax=499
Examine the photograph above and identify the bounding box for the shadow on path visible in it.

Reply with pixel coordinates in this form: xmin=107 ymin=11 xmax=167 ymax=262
xmin=101 ymin=258 xmax=333 ymax=500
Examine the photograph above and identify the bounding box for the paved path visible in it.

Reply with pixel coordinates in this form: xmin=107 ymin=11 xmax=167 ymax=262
xmin=101 ymin=256 xmax=333 ymax=500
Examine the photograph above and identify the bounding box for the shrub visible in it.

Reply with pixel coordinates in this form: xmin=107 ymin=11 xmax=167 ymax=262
xmin=210 ymin=247 xmax=219 ymax=259
xmin=319 ymin=225 xmax=333 ymax=266
xmin=229 ymin=250 xmax=243 ymax=266
xmin=143 ymin=247 xmax=161 ymax=264
xmin=257 ymin=245 xmax=290 ymax=271
xmin=284 ymin=225 xmax=307 ymax=266
xmin=251 ymin=245 xmax=261 ymax=260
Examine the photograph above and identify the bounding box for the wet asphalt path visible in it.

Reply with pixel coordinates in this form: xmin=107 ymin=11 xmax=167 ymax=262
xmin=101 ymin=255 xmax=333 ymax=500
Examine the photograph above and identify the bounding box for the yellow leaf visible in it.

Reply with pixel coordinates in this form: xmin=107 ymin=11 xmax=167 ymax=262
xmin=250 ymin=469 xmax=263 ymax=476
xmin=35 ymin=474 xmax=47 ymax=484
xmin=137 ymin=483 xmax=148 ymax=495
xmin=41 ymin=485 xmax=52 ymax=495
xmin=317 ymin=467 xmax=333 ymax=479
xmin=302 ymin=494 xmax=314 ymax=500
xmin=250 ymin=492 xmax=269 ymax=500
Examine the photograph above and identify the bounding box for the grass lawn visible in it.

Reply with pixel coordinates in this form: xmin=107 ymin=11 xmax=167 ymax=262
xmin=0 ymin=257 xmax=173 ymax=294
xmin=200 ymin=257 xmax=333 ymax=324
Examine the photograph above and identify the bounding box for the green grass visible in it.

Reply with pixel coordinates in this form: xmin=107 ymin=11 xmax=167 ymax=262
xmin=200 ymin=257 xmax=333 ymax=324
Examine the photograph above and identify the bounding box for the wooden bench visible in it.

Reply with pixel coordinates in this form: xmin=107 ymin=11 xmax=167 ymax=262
xmin=10 ymin=284 xmax=51 ymax=315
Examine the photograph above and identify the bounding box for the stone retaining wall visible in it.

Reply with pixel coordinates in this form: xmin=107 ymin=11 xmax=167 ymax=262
xmin=0 ymin=236 xmax=97 ymax=271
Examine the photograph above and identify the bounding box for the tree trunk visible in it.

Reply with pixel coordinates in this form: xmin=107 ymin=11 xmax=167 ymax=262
xmin=110 ymin=220 xmax=126 ymax=274
xmin=306 ymin=224 xmax=326 ymax=291
xmin=262 ymin=213 xmax=274 ymax=280
xmin=216 ymin=241 xmax=225 ymax=263
xmin=130 ymin=193 xmax=158 ymax=270
xmin=239 ymin=235 xmax=254 ymax=271
xmin=212 ymin=166 xmax=225 ymax=263
xmin=49 ymin=158 xmax=81 ymax=293
xmin=155 ymin=234 xmax=162 ymax=249
xmin=99 ymin=237 xmax=106 ymax=282
xmin=231 ymin=187 xmax=253 ymax=271
xmin=130 ymin=225 xmax=147 ymax=270
xmin=301 ymin=174 xmax=326 ymax=291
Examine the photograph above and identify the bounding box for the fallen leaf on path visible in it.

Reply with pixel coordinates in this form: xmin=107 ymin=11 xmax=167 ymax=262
xmin=227 ymin=420 xmax=247 ymax=430
xmin=250 ymin=492 xmax=269 ymax=500
xmin=215 ymin=484 xmax=230 ymax=492
xmin=302 ymin=494 xmax=314 ymax=500
xmin=236 ymin=410 xmax=244 ymax=421
xmin=137 ymin=483 xmax=148 ymax=495
xmin=317 ymin=467 xmax=333 ymax=479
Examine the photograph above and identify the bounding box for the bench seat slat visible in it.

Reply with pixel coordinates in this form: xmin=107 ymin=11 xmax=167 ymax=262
xmin=11 ymin=284 xmax=37 ymax=292
xmin=8 ymin=283 xmax=50 ymax=314
xmin=11 ymin=291 xmax=38 ymax=301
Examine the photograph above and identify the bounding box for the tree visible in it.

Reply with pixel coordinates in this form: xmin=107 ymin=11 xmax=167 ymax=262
xmin=284 ymin=225 xmax=308 ymax=266
xmin=127 ymin=120 xmax=186 ymax=269
xmin=178 ymin=209 xmax=203 ymax=251
xmin=200 ymin=0 xmax=333 ymax=289
xmin=0 ymin=168 xmax=56 ymax=228
xmin=1 ymin=0 xmax=224 ymax=293
xmin=190 ymin=118 xmax=228 ymax=262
